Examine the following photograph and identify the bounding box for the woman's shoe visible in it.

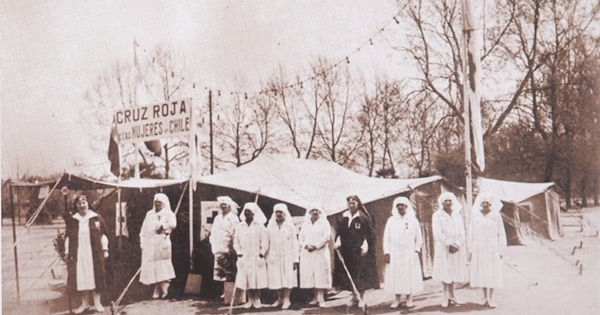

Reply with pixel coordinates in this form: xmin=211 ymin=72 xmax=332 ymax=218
xmin=282 ymin=301 xmax=291 ymax=309
xmin=441 ymin=299 xmax=449 ymax=308
xmin=488 ymin=300 xmax=497 ymax=308
xmin=90 ymin=304 xmax=105 ymax=312
xmin=74 ymin=305 xmax=89 ymax=314
xmin=406 ymin=301 xmax=415 ymax=308
xmin=449 ymin=297 xmax=463 ymax=305
xmin=390 ymin=301 xmax=400 ymax=309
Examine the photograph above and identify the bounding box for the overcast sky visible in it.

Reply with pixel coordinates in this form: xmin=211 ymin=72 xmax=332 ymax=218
xmin=1 ymin=0 xmax=409 ymax=179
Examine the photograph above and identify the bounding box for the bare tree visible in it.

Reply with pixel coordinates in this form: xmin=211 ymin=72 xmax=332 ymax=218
xmin=358 ymin=79 xmax=406 ymax=176
xmin=214 ymin=91 xmax=276 ymax=167
xmin=395 ymin=0 xmax=522 ymax=145
xmin=267 ymin=68 xmax=322 ymax=159
xmin=399 ymin=91 xmax=456 ymax=177
xmin=310 ymin=58 xmax=363 ymax=168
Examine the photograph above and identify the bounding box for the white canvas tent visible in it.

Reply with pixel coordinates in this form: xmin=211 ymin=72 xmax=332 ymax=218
xmin=196 ymin=154 xmax=464 ymax=279
xmin=478 ymin=177 xmax=563 ymax=243
xmin=198 ymin=154 xmax=440 ymax=215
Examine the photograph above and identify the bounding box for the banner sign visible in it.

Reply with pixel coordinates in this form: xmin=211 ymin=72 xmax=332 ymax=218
xmin=114 ymin=98 xmax=192 ymax=144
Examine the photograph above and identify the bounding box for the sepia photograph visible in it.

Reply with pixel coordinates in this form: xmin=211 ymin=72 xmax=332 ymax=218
xmin=2 ymin=1 xmax=599 ymax=314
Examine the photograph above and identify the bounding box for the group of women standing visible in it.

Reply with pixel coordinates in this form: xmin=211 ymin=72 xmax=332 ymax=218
xmin=65 ymin=190 xmax=506 ymax=312
xmin=431 ymin=192 xmax=507 ymax=309
xmin=229 ymin=195 xmax=380 ymax=310
xmin=64 ymin=193 xmax=178 ymax=313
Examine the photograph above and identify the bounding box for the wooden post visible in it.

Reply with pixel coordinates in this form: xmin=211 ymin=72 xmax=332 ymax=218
xmin=10 ymin=184 xmax=20 ymax=304
xmin=189 ymin=99 xmax=195 ymax=268
xmin=209 ymin=90 xmax=214 ymax=175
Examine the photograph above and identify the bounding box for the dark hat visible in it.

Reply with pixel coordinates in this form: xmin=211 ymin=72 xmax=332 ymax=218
xmin=346 ymin=195 xmax=362 ymax=203
xmin=74 ymin=195 xmax=88 ymax=206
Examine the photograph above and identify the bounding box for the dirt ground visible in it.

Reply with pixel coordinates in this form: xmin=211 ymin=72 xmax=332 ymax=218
xmin=3 ymin=207 xmax=600 ymax=315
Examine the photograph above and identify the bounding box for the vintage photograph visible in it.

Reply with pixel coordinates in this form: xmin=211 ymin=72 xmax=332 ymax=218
xmin=2 ymin=1 xmax=599 ymax=314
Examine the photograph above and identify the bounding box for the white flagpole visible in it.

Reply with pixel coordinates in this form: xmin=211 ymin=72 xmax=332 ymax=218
xmin=133 ymin=38 xmax=140 ymax=179
xmin=188 ymin=99 xmax=195 ymax=266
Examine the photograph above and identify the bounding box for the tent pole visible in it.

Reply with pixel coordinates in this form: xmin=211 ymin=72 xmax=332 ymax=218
xmin=118 ymin=188 xmax=122 ymax=253
xmin=10 ymin=183 xmax=21 ymax=304
xmin=189 ymin=99 xmax=196 ymax=269
xmin=189 ymin=178 xmax=194 ymax=269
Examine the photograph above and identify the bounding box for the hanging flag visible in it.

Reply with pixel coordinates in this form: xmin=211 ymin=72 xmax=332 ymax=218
xmin=144 ymin=140 xmax=162 ymax=156
xmin=108 ymin=120 xmax=121 ymax=177
xmin=463 ymin=0 xmax=485 ymax=172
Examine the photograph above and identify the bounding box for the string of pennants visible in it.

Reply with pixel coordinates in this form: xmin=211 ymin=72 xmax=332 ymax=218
xmin=137 ymin=8 xmax=405 ymax=99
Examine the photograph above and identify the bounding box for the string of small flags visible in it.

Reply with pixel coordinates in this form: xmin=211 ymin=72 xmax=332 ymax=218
xmin=137 ymin=8 xmax=404 ymax=99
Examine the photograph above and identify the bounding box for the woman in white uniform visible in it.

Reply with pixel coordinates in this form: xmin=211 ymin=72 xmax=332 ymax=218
xmin=298 ymin=204 xmax=332 ymax=308
xmin=266 ymin=203 xmax=299 ymax=309
xmin=383 ymin=196 xmax=423 ymax=308
xmin=139 ymin=193 xmax=177 ymax=298
xmin=469 ymin=193 xmax=507 ymax=308
xmin=234 ymin=202 xmax=269 ymax=309
xmin=432 ymin=192 xmax=468 ymax=307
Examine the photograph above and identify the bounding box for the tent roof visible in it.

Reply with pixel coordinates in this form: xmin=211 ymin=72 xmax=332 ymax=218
xmin=197 ymin=154 xmax=442 ymax=215
xmin=478 ymin=177 xmax=555 ymax=204
xmin=59 ymin=173 xmax=188 ymax=190
xmin=6 ymin=179 xmax=57 ymax=188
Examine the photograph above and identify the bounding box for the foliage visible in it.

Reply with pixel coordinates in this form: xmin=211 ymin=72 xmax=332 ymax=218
xmin=214 ymin=238 xmax=237 ymax=282
xmin=53 ymin=230 xmax=67 ymax=263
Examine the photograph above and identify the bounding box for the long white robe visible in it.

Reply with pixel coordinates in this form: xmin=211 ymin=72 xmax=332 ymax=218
xmin=383 ymin=214 xmax=424 ymax=294
xmin=266 ymin=221 xmax=299 ymax=289
xmin=469 ymin=211 xmax=507 ymax=288
xmin=298 ymin=217 xmax=331 ymax=289
xmin=139 ymin=208 xmax=177 ymax=285
xmin=209 ymin=211 xmax=240 ymax=281
xmin=432 ymin=209 xmax=468 ymax=283
xmin=233 ymin=220 xmax=268 ymax=290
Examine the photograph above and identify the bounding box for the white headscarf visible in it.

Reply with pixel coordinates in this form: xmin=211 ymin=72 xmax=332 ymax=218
xmin=217 ymin=196 xmax=240 ymax=213
xmin=239 ymin=202 xmax=267 ymax=225
xmin=391 ymin=196 xmax=416 ymax=218
xmin=268 ymin=203 xmax=294 ymax=228
xmin=473 ymin=193 xmax=503 ymax=215
xmin=437 ymin=192 xmax=463 ymax=213
xmin=153 ymin=193 xmax=173 ymax=212
xmin=304 ymin=204 xmax=325 ymax=224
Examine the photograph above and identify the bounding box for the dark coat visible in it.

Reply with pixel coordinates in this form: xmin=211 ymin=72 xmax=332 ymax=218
xmin=65 ymin=212 xmax=109 ymax=294
xmin=333 ymin=210 xmax=380 ymax=292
